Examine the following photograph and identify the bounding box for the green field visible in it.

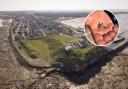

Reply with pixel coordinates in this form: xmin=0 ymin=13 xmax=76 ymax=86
xmin=15 ymin=34 xmax=95 ymax=70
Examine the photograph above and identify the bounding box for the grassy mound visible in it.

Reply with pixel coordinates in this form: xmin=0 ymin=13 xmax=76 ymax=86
xmin=16 ymin=34 xmax=96 ymax=71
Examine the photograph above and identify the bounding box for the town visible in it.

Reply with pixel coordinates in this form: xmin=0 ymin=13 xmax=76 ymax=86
xmin=12 ymin=15 xmax=79 ymax=40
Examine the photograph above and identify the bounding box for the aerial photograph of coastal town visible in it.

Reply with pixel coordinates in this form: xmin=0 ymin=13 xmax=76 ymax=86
xmin=0 ymin=0 xmax=128 ymax=89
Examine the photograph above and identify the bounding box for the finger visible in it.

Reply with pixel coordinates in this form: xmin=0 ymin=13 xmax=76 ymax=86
xmin=108 ymin=31 xmax=117 ymax=40
xmin=96 ymin=39 xmax=106 ymax=45
xmin=112 ymin=25 xmax=118 ymax=33
xmin=103 ymin=34 xmax=112 ymax=43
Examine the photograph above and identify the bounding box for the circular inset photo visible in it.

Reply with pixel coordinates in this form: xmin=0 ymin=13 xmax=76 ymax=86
xmin=84 ymin=10 xmax=119 ymax=46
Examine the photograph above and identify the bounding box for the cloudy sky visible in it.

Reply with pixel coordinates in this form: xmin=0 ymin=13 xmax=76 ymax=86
xmin=0 ymin=0 xmax=127 ymax=11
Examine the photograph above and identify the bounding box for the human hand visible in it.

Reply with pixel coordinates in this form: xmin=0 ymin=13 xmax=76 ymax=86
xmin=85 ymin=10 xmax=118 ymax=45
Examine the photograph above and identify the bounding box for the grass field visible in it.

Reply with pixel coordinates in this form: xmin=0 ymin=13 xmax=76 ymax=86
xmin=16 ymin=35 xmax=76 ymax=63
xmin=16 ymin=34 xmax=95 ymax=68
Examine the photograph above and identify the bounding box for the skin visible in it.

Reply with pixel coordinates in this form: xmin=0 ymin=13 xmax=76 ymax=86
xmin=85 ymin=10 xmax=118 ymax=45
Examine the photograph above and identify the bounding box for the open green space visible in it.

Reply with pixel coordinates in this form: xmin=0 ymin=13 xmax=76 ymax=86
xmin=15 ymin=34 xmax=95 ymax=70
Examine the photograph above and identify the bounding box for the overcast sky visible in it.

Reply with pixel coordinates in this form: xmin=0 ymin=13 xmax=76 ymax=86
xmin=0 ymin=0 xmax=128 ymax=11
